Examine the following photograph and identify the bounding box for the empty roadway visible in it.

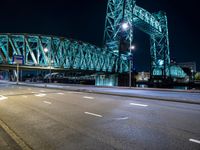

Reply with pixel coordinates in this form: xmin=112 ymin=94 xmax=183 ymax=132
xmin=0 ymin=84 xmax=200 ymax=150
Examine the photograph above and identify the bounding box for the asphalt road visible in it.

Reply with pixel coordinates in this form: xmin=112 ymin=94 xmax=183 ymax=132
xmin=0 ymin=84 xmax=200 ymax=150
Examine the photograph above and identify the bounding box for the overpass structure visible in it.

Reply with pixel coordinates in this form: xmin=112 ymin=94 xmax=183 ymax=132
xmin=0 ymin=0 xmax=186 ymax=85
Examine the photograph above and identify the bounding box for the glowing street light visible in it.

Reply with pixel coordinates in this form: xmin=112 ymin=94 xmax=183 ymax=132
xmin=130 ymin=45 xmax=135 ymax=50
xmin=122 ymin=22 xmax=129 ymax=31
xmin=121 ymin=21 xmax=135 ymax=88
xmin=44 ymin=47 xmax=48 ymax=53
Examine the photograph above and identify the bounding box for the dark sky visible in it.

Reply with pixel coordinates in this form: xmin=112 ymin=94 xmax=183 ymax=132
xmin=0 ymin=0 xmax=199 ymax=71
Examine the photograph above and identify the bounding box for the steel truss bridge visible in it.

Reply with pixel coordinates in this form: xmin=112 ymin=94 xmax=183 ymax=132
xmin=0 ymin=34 xmax=128 ymax=73
xmin=0 ymin=0 xmax=186 ymax=82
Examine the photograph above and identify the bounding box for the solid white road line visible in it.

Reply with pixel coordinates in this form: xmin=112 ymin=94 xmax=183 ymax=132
xmin=0 ymin=95 xmax=8 ymax=101
xmin=40 ymin=90 xmax=46 ymax=92
xmin=43 ymin=101 xmax=52 ymax=105
xmin=129 ymin=103 xmax=148 ymax=107
xmin=84 ymin=112 xmax=103 ymax=118
xmin=83 ymin=96 xmax=94 ymax=100
xmin=189 ymin=139 xmax=200 ymax=144
xmin=35 ymin=93 xmax=46 ymax=97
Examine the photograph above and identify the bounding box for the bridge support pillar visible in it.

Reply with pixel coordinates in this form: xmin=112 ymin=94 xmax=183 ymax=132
xmin=95 ymin=74 xmax=118 ymax=86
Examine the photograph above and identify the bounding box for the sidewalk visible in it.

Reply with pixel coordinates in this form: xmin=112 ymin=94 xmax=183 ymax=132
xmin=9 ymin=81 xmax=200 ymax=105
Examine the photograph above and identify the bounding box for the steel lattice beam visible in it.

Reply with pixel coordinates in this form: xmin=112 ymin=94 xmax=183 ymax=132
xmin=0 ymin=34 xmax=128 ymax=73
xmin=103 ymin=0 xmax=174 ymax=78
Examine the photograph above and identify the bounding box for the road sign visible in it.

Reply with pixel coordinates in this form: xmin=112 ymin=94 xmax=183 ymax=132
xmin=12 ymin=55 xmax=24 ymax=64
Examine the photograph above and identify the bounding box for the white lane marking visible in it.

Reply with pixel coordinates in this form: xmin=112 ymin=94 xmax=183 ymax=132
xmin=57 ymin=93 xmax=64 ymax=95
xmin=31 ymin=92 xmax=37 ymax=94
xmin=130 ymin=103 xmax=148 ymax=107
xmin=22 ymin=96 xmax=28 ymax=98
xmin=83 ymin=96 xmax=94 ymax=100
xmin=35 ymin=93 xmax=46 ymax=97
xmin=40 ymin=90 xmax=46 ymax=92
xmin=43 ymin=101 xmax=52 ymax=105
xmin=84 ymin=112 xmax=103 ymax=118
xmin=114 ymin=117 xmax=129 ymax=120
xmin=189 ymin=139 xmax=200 ymax=144
xmin=0 ymin=95 xmax=8 ymax=101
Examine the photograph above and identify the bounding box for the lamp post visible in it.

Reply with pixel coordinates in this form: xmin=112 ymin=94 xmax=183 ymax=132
xmin=44 ymin=47 xmax=52 ymax=83
xmin=121 ymin=22 xmax=135 ymax=87
xmin=129 ymin=45 xmax=135 ymax=87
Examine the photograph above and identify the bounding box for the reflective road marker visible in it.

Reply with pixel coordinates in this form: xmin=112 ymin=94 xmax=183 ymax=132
xmin=130 ymin=103 xmax=148 ymax=107
xmin=84 ymin=112 xmax=102 ymax=118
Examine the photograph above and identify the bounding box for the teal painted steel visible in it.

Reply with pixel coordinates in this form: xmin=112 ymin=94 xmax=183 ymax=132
xmin=103 ymin=0 xmax=181 ymax=78
xmin=0 ymin=0 xmax=186 ymax=79
xmin=0 ymin=34 xmax=128 ymax=73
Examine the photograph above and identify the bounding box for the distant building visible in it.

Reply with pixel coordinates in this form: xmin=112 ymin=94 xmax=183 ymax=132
xmin=136 ymin=72 xmax=150 ymax=82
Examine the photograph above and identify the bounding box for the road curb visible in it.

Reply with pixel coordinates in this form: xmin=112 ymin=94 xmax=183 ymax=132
xmin=16 ymin=83 xmax=200 ymax=105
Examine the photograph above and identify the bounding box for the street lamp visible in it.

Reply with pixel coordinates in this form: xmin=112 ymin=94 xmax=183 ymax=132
xmin=122 ymin=22 xmax=129 ymax=31
xmin=121 ymin=22 xmax=135 ymax=87
xmin=44 ymin=47 xmax=52 ymax=83
xmin=129 ymin=44 xmax=135 ymax=88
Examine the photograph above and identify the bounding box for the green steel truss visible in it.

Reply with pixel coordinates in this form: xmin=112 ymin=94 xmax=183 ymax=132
xmin=0 ymin=34 xmax=128 ymax=72
xmin=104 ymin=0 xmax=171 ymax=77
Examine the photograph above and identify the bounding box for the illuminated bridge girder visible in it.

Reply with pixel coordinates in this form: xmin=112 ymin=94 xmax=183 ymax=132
xmin=104 ymin=0 xmax=174 ymax=78
xmin=0 ymin=34 xmax=128 ymax=73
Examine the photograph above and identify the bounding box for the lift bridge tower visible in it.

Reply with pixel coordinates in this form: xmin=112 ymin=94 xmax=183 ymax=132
xmin=103 ymin=0 xmax=171 ymax=82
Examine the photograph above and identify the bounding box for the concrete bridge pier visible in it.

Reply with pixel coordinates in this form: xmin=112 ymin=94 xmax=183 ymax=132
xmin=95 ymin=74 xmax=118 ymax=86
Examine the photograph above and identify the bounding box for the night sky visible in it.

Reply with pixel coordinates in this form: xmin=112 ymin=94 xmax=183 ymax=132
xmin=0 ymin=0 xmax=199 ymax=71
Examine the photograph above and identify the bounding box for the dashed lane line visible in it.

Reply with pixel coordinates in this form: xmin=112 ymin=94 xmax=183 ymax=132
xmin=83 ymin=96 xmax=94 ymax=100
xmin=35 ymin=93 xmax=46 ymax=97
xmin=84 ymin=112 xmax=103 ymax=118
xmin=57 ymin=93 xmax=64 ymax=95
xmin=114 ymin=117 xmax=129 ymax=120
xmin=129 ymin=103 xmax=148 ymax=107
xmin=43 ymin=101 xmax=52 ymax=105
xmin=189 ymin=138 xmax=200 ymax=144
